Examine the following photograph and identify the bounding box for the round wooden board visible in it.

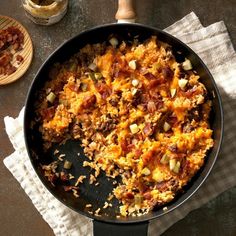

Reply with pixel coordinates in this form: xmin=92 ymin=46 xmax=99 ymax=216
xmin=0 ymin=15 xmax=33 ymax=85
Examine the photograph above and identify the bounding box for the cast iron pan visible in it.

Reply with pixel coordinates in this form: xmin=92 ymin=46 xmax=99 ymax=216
xmin=24 ymin=1 xmax=223 ymax=235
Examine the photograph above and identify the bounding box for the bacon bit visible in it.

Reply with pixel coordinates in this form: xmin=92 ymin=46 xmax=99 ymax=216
xmin=148 ymin=79 xmax=162 ymax=89
xmin=184 ymin=86 xmax=198 ymax=98
xmin=68 ymin=83 xmax=80 ymax=93
xmin=156 ymin=181 xmax=169 ymax=192
xmin=126 ymin=192 xmax=134 ymax=199
xmin=60 ymin=172 xmax=69 ymax=182
xmin=156 ymin=100 xmax=164 ymax=109
xmin=81 ymin=94 xmax=96 ymax=109
xmin=95 ymin=82 xmax=111 ymax=99
xmin=162 ymin=66 xmax=174 ymax=80
xmin=131 ymin=89 xmax=142 ymax=107
xmin=143 ymin=191 xmax=152 ymax=200
xmin=144 ymin=72 xmax=157 ymax=81
xmin=167 ymin=114 xmax=178 ymax=126
xmin=120 ymin=139 xmax=128 ymax=153
xmin=143 ymin=123 xmax=153 ymax=137
xmin=63 ymin=186 xmax=79 ymax=192
xmin=0 ymin=51 xmax=12 ymax=67
xmin=147 ymin=101 xmax=156 ymax=113
xmin=48 ymin=174 xmax=58 ymax=185
xmin=142 ymin=150 xmax=154 ymax=165
xmin=134 ymin=133 xmax=144 ymax=141
xmin=127 ymin=143 xmax=135 ymax=152
xmin=5 ymin=64 xmax=17 ymax=75
xmin=139 ymin=67 xmax=148 ymax=75
xmin=180 ymin=159 xmax=190 ymax=178
xmin=40 ymin=106 xmax=55 ymax=120
xmin=168 ymin=144 xmax=177 ymax=152
xmin=134 ymin=149 xmax=142 ymax=158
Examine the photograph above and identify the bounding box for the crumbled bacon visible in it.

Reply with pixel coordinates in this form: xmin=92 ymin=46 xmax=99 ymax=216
xmin=60 ymin=172 xmax=69 ymax=182
xmin=134 ymin=149 xmax=142 ymax=158
xmin=68 ymin=83 xmax=80 ymax=93
xmin=126 ymin=192 xmax=134 ymax=199
xmin=82 ymin=94 xmax=96 ymax=109
xmin=144 ymin=72 xmax=157 ymax=81
xmin=16 ymin=54 xmax=24 ymax=63
xmin=162 ymin=66 xmax=173 ymax=80
xmin=167 ymin=114 xmax=178 ymax=126
xmin=63 ymin=186 xmax=79 ymax=192
xmin=143 ymin=123 xmax=153 ymax=137
xmin=143 ymin=191 xmax=152 ymax=200
xmin=40 ymin=106 xmax=56 ymax=120
xmin=147 ymin=101 xmax=156 ymax=113
xmin=0 ymin=26 xmax=24 ymax=76
xmin=95 ymin=82 xmax=111 ymax=99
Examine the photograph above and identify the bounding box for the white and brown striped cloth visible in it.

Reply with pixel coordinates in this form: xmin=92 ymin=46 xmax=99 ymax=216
xmin=3 ymin=12 xmax=236 ymax=236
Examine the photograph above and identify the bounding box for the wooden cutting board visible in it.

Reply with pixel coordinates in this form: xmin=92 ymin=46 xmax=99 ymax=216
xmin=0 ymin=15 xmax=33 ymax=85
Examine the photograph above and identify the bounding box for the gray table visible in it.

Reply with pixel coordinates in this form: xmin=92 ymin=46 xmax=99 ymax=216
xmin=0 ymin=0 xmax=235 ymax=235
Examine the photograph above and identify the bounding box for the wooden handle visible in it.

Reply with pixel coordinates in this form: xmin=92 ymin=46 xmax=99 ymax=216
xmin=115 ymin=0 xmax=136 ymax=22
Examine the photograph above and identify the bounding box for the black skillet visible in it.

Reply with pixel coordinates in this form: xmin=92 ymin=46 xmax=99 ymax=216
xmin=24 ymin=0 xmax=223 ymax=235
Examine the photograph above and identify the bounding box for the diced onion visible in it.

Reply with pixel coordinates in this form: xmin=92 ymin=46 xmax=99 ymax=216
xmin=94 ymin=72 xmax=103 ymax=80
xmin=163 ymin=122 xmax=171 ymax=132
xmin=129 ymin=60 xmax=137 ymax=70
xmin=88 ymin=63 xmax=97 ymax=71
xmin=141 ymin=167 xmax=151 ymax=176
xmin=173 ymin=161 xmax=181 ymax=173
xmin=152 ymin=169 xmax=164 ymax=182
xmin=160 ymin=154 xmax=169 ymax=164
xmin=64 ymin=160 xmax=72 ymax=169
xmin=169 ymin=159 xmax=176 ymax=171
xmin=178 ymin=79 xmax=188 ymax=90
xmin=182 ymin=59 xmax=192 ymax=70
xmin=46 ymin=92 xmax=56 ymax=103
xmin=170 ymin=88 xmax=176 ymax=98
xmin=131 ymin=79 xmax=139 ymax=87
xmin=131 ymin=88 xmax=138 ymax=95
xmin=109 ymin=37 xmax=118 ymax=47
xmin=130 ymin=123 xmax=139 ymax=134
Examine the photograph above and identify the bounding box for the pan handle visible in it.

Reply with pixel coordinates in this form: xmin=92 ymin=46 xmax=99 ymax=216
xmin=93 ymin=220 xmax=148 ymax=236
xmin=115 ymin=0 xmax=136 ymax=23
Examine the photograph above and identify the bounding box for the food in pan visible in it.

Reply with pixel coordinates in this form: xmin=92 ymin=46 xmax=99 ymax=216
xmin=36 ymin=36 xmax=213 ymax=216
xmin=0 ymin=26 xmax=24 ymax=75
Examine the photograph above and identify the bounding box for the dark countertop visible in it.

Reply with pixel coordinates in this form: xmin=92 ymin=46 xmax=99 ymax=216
xmin=0 ymin=0 xmax=235 ymax=235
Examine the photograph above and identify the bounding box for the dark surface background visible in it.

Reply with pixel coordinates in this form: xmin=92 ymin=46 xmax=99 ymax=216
xmin=0 ymin=0 xmax=235 ymax=235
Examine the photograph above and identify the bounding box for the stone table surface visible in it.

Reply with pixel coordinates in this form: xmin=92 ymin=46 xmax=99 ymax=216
xmin=0 ymin=0 xmax=235 ymax=235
